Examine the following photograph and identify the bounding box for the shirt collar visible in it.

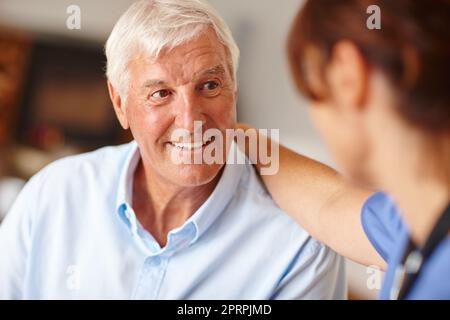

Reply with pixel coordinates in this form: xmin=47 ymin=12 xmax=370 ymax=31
xmin=115 ymin=140 xmax=244 ymax=244
xmin=116 ymin=140 xmax=140 ymax=214
xmin=185 ymin=143 xmax=244 ymax=243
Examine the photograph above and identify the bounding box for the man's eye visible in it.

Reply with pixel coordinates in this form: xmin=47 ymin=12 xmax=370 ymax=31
xmin=202 ymin=81 xmax=219 ymax=91
xmin=151 ymin=89 xmax=171 ymax=99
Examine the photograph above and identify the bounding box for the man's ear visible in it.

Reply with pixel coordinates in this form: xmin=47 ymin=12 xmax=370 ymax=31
xmin=326 ymin=41 xmax=369 ymax=113
xmin=107 ymin=81 xmax=129 ymax=130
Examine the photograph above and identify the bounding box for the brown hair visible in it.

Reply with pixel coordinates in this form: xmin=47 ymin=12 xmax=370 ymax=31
xmin=287 ymin=0 xmax=450 ymax=133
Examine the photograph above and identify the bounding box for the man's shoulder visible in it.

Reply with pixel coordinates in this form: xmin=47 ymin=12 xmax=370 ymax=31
xmin=233 ymin=164 xmax=313 ymax=238
xmin=31 ymin=142 xmax=134 ymax=190
xmin=4 ymin=142 xmax=135 ymax=234
xmin=51 ymin=142 xmax=132 ymax=169
xmin=226 ymin=163 xmax=332 ymax=258
xmin=234 ymin=163 xmax=289 ymax=216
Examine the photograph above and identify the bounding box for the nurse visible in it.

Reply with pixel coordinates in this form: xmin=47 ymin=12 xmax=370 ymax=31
xmin=243 ymin=0 xmax=450 ymax=299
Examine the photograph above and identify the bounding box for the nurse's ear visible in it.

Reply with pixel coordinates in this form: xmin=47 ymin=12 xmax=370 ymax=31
xmin=325 ymin=40 xmax=369 ymax=115
xmin=107 ymin=81 xmax=130 ymax=130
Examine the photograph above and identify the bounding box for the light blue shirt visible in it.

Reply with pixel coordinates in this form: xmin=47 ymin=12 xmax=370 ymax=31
xmin=0 ymin=141 xmax=345 ymax=299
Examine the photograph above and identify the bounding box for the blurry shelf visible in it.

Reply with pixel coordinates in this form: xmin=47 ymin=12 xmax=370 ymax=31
xmin=0 ymin=27 xmax=31 ymax=147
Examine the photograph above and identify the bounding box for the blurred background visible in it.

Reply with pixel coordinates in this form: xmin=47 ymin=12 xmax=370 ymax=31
xmin=0 ymin=0 xmax=381 ymax=299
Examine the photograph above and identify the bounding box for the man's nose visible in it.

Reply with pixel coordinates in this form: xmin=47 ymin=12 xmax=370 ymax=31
xmin=174 ymin=90 xmax=206 ymax=132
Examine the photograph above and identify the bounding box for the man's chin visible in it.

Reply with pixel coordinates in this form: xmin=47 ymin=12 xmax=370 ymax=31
xmin=165 ymin=163 xmax=224 ymax=188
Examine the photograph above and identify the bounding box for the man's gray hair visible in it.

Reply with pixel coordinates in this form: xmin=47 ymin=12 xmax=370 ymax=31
xmin=105 ymin=0 xmax=240 ymax=103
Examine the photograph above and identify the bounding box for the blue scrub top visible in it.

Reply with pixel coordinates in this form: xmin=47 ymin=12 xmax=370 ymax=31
xmin=361 ymin=192 xmax=450 ymax=299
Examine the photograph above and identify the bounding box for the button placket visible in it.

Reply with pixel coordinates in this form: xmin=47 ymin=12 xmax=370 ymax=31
xmin=133 ymin=255 xmax=168 ymax=299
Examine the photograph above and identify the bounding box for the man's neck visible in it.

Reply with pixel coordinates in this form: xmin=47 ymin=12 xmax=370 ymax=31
xmin=132 ymin=161 xmax=222 ymax=247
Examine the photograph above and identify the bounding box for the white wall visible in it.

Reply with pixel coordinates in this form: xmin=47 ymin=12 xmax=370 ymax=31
xmin=0 ymin=0 xmax=135 ymax=42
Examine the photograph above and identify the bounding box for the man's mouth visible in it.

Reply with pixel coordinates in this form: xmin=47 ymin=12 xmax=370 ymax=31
xmin=169 ymin=136 xmax=215 ymax=151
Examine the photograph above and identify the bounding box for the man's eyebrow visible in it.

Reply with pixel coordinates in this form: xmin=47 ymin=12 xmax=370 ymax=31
xmin=142 ymin=79 xmax=167 ymax=88
xmin=141 ymin=65 xmax=226 ymax=88
xmin=198 ymin=65 xmax=226 ymax=77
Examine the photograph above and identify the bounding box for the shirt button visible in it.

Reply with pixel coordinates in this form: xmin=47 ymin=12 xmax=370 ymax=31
xmin=151 ymin=256 xmax=162 ymax=267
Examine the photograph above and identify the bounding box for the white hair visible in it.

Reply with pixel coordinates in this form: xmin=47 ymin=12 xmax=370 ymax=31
xmin=105 ymin=0 xmax=240 ymax=104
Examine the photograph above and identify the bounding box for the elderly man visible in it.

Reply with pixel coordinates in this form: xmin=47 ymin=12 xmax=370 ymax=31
xmin=0 ymin=0 xmax=345 ymax=299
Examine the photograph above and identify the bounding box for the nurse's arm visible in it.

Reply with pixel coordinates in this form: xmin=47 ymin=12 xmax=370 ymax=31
xmin=239 ymin=125 xmax=386 ymax=269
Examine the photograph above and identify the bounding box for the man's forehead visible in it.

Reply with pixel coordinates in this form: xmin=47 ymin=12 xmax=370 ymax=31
xmin=157 ymin=50 xmax=226 ymax=70
xmin=161 ymin=28 xmax=227 ymax=59
xmin=132 ymin=29 xmax=229 ymax=72
xmin=130 ymin=44 xmax=230 ymax=84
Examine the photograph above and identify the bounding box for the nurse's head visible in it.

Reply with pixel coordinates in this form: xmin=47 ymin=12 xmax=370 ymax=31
xmin=287 ymin=0 xmax=450 ymax=188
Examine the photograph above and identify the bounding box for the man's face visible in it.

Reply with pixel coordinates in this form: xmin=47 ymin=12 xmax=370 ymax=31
xmin=116 ymin=28 xmax=236 ymax=187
